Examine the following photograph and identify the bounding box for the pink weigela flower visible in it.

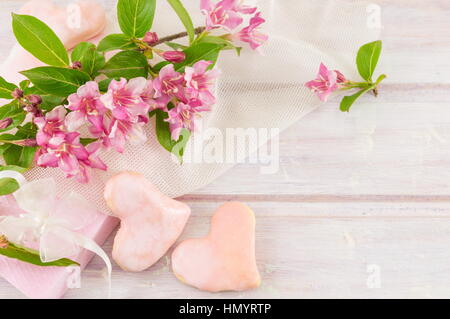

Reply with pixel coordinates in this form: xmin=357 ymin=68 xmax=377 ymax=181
xmin=35 ymin=106 xmax=106 ymax=183
xmin=35 ymin=106 xmax=67 ymax=147
xmin=232 ymin=12 xmax=268 ymax=51
xmin=184 ymin=60 xmax=220 ymax=106
xmin=166 ymin=99 xmax=211 ymax=141
xmin=153 ymin=64 xmax=186 ymax=105
xmin=201 ymin=0 xmax=252 ymax=31
xmin=103 ymin=118 xmax=147 ymax=154
xmin=99 ymin=78 xmax=153 ymax=153
xmin=35 ymin=107 xmax=107 ymax=183
xmin=305 ymin=63 xmax=347 ymax=102
xmin=101 ymin=78 xmax=150 ymax=122
xmin=65 ymin=81 xmax=107 ymax=135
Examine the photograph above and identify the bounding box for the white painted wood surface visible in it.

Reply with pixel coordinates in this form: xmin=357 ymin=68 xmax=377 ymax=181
xmin=1 ymin=0 xmax=450 ymax=298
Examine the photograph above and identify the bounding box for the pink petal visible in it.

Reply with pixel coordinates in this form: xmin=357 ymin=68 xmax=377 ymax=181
xmin=37 ymin=152 xmax=58 ymax=167
xmin=193 ymin=60 xmax=212 ymax=74
xmin=200 ymin=0 xmax=213 ymax=11
xmin=87 ymin=114 xmax=106 ymax=133
xmin=222 ymin=10 xmax=243 ymax=30
xmin=126 ymin=123 xmax=147 ymax=146
xmin=65 ymin=110 xmax=86 ymax=131
xmin=58 ymin=153 xmax=79 ymax=174
xmin=47 ymin=106 xmax=67 ymax=122
xmin=77 ymin=81 xmax=100 ymax=98
xmin=67 ymin=93 xmax=82 ymax=111
xmin=112 ymin=107 xmax=129 ymax=121
xmin=71 ymin=144 xmax=90 ymax=161
xmin=126 ymin=77 xmax=147 ymax=96
xmin=318 ymin=63 xmax=329 ymax=79
xmin=108 ymin=78 xmax=127 ymax=91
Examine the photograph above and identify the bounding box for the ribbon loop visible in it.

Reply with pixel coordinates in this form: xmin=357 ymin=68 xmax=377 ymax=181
xmin=0 ymin=171 xmax=112 ymax=291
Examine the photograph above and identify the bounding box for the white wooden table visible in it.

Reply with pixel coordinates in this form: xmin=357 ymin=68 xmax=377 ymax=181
xmin=1 ymin=0 xmax=450 ymax=299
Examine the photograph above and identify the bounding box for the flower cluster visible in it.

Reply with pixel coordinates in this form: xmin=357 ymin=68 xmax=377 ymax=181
xmin=34 ymin=60 xmax=218 ymax=182
xmin=157 ymin=61 xmax=220 ymax=140
xmin=201 ymin=0 xmax=268 ymax=51
xmin=35 ymin=106 xmax=107 ymax=183
xmin=0 ymin=0 xmax=269 ymax=187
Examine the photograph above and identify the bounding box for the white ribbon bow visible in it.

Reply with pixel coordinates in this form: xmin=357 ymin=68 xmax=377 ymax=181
xmin=0 ymin=171 xmax=111 ymax=285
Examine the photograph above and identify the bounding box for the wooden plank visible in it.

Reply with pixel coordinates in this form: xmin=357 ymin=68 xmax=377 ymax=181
xmin=0 ymin=0 xmax=449 ymax=300
xmin=190 ymin=100 xmax=450 ymax=197
xmin=2 ymin=201 xmax=449 ymax=299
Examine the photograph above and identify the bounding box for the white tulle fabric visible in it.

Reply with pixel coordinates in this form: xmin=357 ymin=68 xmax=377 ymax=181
xmin=23 ymin=0 xmax=380 ymax=213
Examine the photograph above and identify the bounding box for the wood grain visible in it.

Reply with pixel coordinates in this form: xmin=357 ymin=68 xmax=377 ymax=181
xmin=1 ymin=0 xmax=450 ymax=299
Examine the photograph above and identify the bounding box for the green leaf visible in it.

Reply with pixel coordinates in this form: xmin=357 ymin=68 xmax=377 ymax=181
xmin=12 ymin=14 xmax=69 ymax=67
xmin=19 ymin=80 xmax=30 ymax=91
xmin=0 ymin=165 xmax=27 ymax=194
xmin=165 ymin=42 xmax=188 ymax=50
xmin=375 ymin=74 xmax=387 ymax=85
xmin=155 ymin=108 xmax=191 ymax=162
xmin=0 ymin=241 xmax=79 ymax=267
xmin=356 ymin=40 xmax=382 ymax=82
xmin=21 ymin=67 xmax=90 ymax=97
xmin=117 ymin=0 xmax=157 ymax=38
xmin=15 ymin=122 xmax=38 ymax=139
xmin=0 ymin=101 xmax=25 ymax=132
xmin=0 ymin=77 xmax=17 ymax=99
xmin=0 ymin=178 xmax=20 ymax=196
xmin=0 ymin=100 xmax=21 ymax=120
xmin=71 ymin=42 xmax=105 ymax=77
xmin=3 ymin=145 xmax=37 ymax=168
xmin=174 ymin=43 xmax=224 ymax=72
xmin=197 ymin=36 xmax=242 ymax=55
xmin=40 ymin=95 xmax=67 ymax=111
xmin=100 ymin=51 xmax=149 ymax=79
xmin=166 ymin=0 xmax=195 ymax=44
xmin=2 ymin=123 xmax=38 ymax=168
xmin=153 ymin=61 xmax=171 ymax=72
xmin=340 ymin=85 xmax=375 ymax=112
xmin=98 ymin=78 xmax=114 ymax=92
xmin=0 ymin=165 xmax=27 ymax=173
xmin=0 ymin=114 xmax=25 ymax=133
xmin=80 ymin=138 xmax=97 ymax=146
xmin=24 ymin=87 xmax=66 ymax=111
xmin=97 ymin=34 xmax=137 ymax=52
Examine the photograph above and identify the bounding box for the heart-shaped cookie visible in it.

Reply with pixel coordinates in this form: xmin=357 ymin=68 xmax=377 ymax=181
xmin=1 ymin=0 xmax=106 ymax=84
xmin=104 ymin=172 xmax=191 ymax=272
xmin=172 ymin=202 xmax=261 ymax=292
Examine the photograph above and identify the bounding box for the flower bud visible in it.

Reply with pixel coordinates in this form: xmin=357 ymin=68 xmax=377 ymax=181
xmin=14 ymin=139 xmax=38 ymax=147
xmin=71 ymin=61 xmax=83 ymax=70
xmin=11 ymin=88 xmax=24 ymax=99
xmin=162 ymin=50 xmax=186 ymax=63
xmin=0 ymin=118 xmax=13 ymax=130
xmin=143 ymin=32 xmax=159 ymax=46
xmin=24 ymin=104 xmax=43 ymax=117
xmin=335 ymin=70 xmax=346 ymax=84
xmin=27 ymin=94 xmax=42 ymax=106
xmin=0 ymin=235 xmax=8 ymax=249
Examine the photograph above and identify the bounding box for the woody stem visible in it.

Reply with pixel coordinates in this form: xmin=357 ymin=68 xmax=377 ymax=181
xmin=154 ymin=27 xmax=206 ymax=46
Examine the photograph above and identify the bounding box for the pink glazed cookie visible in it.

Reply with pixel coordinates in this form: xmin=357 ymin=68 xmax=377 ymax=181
xmin=172 ymin=202 xmax=261 ymax=292
xmin=105 ymin=172 xmax=191 ymax=272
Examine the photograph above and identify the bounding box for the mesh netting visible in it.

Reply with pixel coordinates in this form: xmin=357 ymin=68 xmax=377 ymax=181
xmin=8 ymin=0 xmax=379 ymax=213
